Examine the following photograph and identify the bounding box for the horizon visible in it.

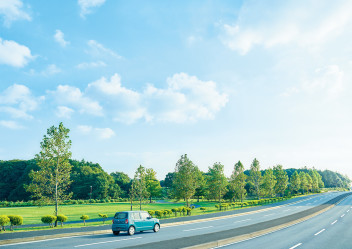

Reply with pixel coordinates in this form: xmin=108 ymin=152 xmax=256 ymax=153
xmin=1 ymin=1 xmax=352 ymax=180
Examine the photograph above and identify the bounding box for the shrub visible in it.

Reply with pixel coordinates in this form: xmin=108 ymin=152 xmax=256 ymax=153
xmin=171 ymin=208 xmax=177 ymax=217
xmin=200 ymin=207 xmax=206 ymax=213
xmin=80 ymin=215 xmax=89 ymax=226
xmin=186 ymin=207 xmax=192 ymax=216
xmin=215 ymin=204 xmax=220 ymax=210
xmin=154 ymin=210 xmax=162 ymax=218
xmin=148 ymin=210 xmax=155 ymax=217
xmin=0 ymin=215 xmax=10 ymax=231
xmin=8 ymin=215 xmax=23 ymax=231
xmin=56 ymin=215 xmax=68 ymax=227
xmin=98 ymin=214 xmax=108 ymax=224
xmin=41 ymin=215 xmax=57 ymax=228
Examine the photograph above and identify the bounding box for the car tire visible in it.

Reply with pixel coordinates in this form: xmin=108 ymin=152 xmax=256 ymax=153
xmin=128 ymin=226 xmax=135 ymax=235
xmin=113 ymin=231 xmax=120 ymax=235
xmin=153 ymin=223 xmax=160 ymax=232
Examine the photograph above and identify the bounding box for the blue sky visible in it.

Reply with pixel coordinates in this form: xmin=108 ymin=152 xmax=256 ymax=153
xmin=1 ymin=0 xmax=352 ymax=180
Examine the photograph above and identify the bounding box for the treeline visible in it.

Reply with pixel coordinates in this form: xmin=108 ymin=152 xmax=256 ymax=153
xmin=0 ymin=156 xmax=350 ymax=202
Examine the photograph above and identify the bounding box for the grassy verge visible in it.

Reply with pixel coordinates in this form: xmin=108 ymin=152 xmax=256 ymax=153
xmin=0 ymin=197 xmax=298 ymax=233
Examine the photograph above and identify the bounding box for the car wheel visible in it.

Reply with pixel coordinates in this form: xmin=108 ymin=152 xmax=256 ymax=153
xmin=128 ymin=226 xmax=135 ymax=235
xmin=153 ymin=223 xmax=160 ymax=232
xmin=113 ymin=231 xmax=120 ymax=235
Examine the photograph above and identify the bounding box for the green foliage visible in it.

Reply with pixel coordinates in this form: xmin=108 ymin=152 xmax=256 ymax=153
xmin=41 ymin=215 xmax=57 ymax=228
xmin=98 ymin=213 xmax=108 ymax=224
xmin=145 ymin=168 xmax=162 ymax=203
xmin=131 ymin=165 xmax=148 ymax=210
xmin=148 ymin=210 xmax=155 ymax=217
xmin=206 ymin=162 xmax=228 ymax=208
xmin=0 ymin=215 xmax=10 ymax=231
xmin=56 ymin=214 xmax=68 ymax=227
xmin=200 ymin=207 xmax=206 ymax=213
xmin=80 ymin=215 xmax=89 ymax=226
xmin=273 ymin=165 xmax=288 ymax=197
xmin=230 ymin=161 xmax=247 ymax=202
xmin=249 ymin=158 xmax=262 ymax=199
xmin=172 ymin=154 xmax=200 ymax=207
xmin=171 ymin=208 xmax=177 ymax=217
xmin=8 ymin=215 xmax=23 ymax=231
xmin=26 ymin=122 xmax=73 ymax=227
xmin=110 ymin=171 xmax=131 ymax=198
xmin=262 ymin=168 xmax=276 ymax=197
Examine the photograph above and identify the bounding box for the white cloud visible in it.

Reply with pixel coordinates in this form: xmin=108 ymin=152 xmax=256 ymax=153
xmin=220 ymin=1 xmax=352 ymax=54
xmin=0 ymin=38 xmax=33 ymax=67
xmin=0 ymin=120 xmax=24 ymax=130
xmin=78 ymin=0 xmax=105 ymax=18
xmin=77 ymin=125 xmax=115 ymax=139
xmin=76 ymin=61 xmax=106 ymax=69
xmin=54 ymin=30 xmax=69 ymax=47
xmin=0 ymin=0 xmax=31 ymax=27
xmin=86 ymin=40 xmax=122 ymax=59
xmin=56 ymin=106 xmax=74 ymax=118
xmin=28 ymin=64 xmax=61 ymax=76
xmin=0 ymin=84 xmax=43 ymax=119
xmin=49 ymin=85 xmax=103 ymax=116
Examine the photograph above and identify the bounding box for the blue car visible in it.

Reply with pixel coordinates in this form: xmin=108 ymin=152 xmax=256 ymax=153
xmin=112 ymin=211 xmax=160 ymax=235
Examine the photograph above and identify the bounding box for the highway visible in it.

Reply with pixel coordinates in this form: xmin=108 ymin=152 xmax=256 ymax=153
xmin=1 ymin=192 xmax=349 ymax=249
xmin=217 ymin=192 xmax=352 ymax=249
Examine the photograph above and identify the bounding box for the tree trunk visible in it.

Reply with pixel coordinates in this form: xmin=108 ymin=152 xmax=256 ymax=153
xmin=140 ymin=199 xmax=142 ymax=210
xmin=130 ymin=199 xmax=133 ymax=211
xmin=186 ymin=198 xmax=189 ymax=207
xmin=55 ymin=158 xmax=59 ymax=227
xmin=150 ymin=196 xmax=152 ymax=203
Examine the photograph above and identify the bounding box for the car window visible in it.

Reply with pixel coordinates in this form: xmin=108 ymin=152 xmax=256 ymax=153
xmin=132 ymin=213 xmax=141 ymax=219
xmin=114 ymin=212 xmax=127 ymax=219
xmin=140 ymin=212 xmax=150 ymax=219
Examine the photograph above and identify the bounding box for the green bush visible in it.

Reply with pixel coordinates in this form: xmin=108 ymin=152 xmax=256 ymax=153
xmin=98 ymin=213 xmax=108 ymax=224
xmin=171 ymin=208 xmax=177 ymax=217
xmin=0 ymin=215 xmax=10 ymax=231
xmin=56 ymin=215 xmax=68 ymax=227
xmin=8 ymin=215 xmax=23 ymax=231
xmin=200 ymin=207 xmax=206 ymax=213
xmin=41 ymin=215 xmax=57 ymax=228
xmin=148 ymin=210 xmax=155 ymax=217
xmin=154 ymin=210 xmax=162 ymax=218
xmin=80 ymin=215 xmax=89 ymax=226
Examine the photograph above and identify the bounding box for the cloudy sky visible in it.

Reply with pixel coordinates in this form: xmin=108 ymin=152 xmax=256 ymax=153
xmin=1 ymin=0 xmax=352 ymax=180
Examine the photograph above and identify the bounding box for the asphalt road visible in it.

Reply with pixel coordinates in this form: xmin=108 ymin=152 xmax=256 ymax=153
xmin=217 ymin=192 xmax=352 ymax=249
xmin=0 ymin=192 xmax=348 ymax=249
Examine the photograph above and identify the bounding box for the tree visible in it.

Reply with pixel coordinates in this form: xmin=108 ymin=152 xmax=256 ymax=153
xmin=249 ymin=158 xmax=262 ymax=199
xmin=230 ymin=161 xmax=247 ymax=202
xmin=194 ymin=171 xmax=207 ymax=202
xmin=132 ymin=165 xmax=148 ymax=210
xmin=8 ymin=215 xmax=23 ymax=231
xmin=172 ymin=154 xmax=199 ymax=207
xmin=207 ymin=162 xmax=228 ymax=209
xmin=26 ymin=122 xmax=73 ymax=227
xmin=299 ymin=172 xmax=308 ymax=194
xmin=80 ymin=215 xmax=89 ymax=226
xmin=273 ymin=165 xmax=288 ymax=197
xmin=0 ymin=215 xmax=10 ymax=231
xmin=262 ymin=168 xmax=276 ymax=197
xmin=290 ymin=171 xmax=301 ymax=194
xmin=56 ymin=215 xmax=68 ymax=227
xmin=110 ymin=171 xmax=131 ymax=198
xmin=145 ymin=168 xmax=162 ymax=203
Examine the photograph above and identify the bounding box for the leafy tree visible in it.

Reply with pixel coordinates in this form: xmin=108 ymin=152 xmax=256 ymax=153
xmin=172 ymin=154 xmax=200 ymax=207
xmin=194 ymin=171 xmax=207 ymax=202
xmin=207 ymin=162 xmax=228 ymax=209
xmin=41 ymin=215 xmax=57 ymax=228
xmin=262 ymin=168 xmax=276 ymax=197
xmin=249 ymin=158 xmax=262 ymax=199
xmin=299 ymin=172 xmax=308 ymax=194
xmin=26 ymin=123 xmax=73 ymax=227
xmin=230 ymin=161 xmax=247 ymax=202
xmin=290 ymin=171 xmax=301 ymax=194
xmin=0 ymin=215 xmax=10 ymax=231
xmin=56 ymin=215 xmax=68 ymax=227
xmin=273 ymin=165 xmax=288 ymax=197
xmin=8 ymin=215 xmax=23 ymax=231
xmin=99 ymin=213 xmax=108 ymax=224
xmin=145 ymin=168 xmax=162 ymax=203
xmin=110 ymin=171 xmax=131 ymax=198
xmin=132 ymin=165 xmax=148 ymax=210
xmin=161 ymin=172 xmax=175 ymax=188
xmin=80 ymin=215 xmax=89 ymax=226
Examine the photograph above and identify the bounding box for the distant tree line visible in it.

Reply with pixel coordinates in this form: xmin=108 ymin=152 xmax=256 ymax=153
xmin=0 ymin=156 xmax=350 ymax=203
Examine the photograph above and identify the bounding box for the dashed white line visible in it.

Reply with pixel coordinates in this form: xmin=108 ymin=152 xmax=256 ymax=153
xmin=331 ymin=220 xmax=338 ymax=225
xmin=183 ymin=226 xmax=213 ymax=232
xmin=74 ymin=237 xmax=142 ymax=247
xmin=283 ymin=209 xmax=291 ymax=212
xmin=341 ymin=214 xmax=345 ymax=218
xmin=264 ymin=214 xmax=274 ymax=217
xmin=314 ymin=229 xmax=325 ymax=236
xmin=347 ymin=210 xmax=350 ymax=213
xmin=234 ymin=218 xmax=251 ymax=223
xmin=289 ymin=243 xmax=302 ymax=249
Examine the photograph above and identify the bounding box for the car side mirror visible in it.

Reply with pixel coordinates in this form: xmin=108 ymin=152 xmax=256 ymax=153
xmin=147 ymin=217 xmax=151 ymax=219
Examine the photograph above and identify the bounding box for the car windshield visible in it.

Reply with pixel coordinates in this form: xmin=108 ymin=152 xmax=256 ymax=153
xmin=114 ymin=212 xmax=127 ymax=219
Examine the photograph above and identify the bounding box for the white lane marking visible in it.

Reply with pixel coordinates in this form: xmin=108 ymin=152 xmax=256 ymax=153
xmin=264 ymin=214 xmax=274 ymax=217
xmin=234 ymin=219 xmax=251 ymax=223
xmin=74 ymin=237 xmax=142 ymax=247
xmin=331 ymin=220 xmax=338 ymax=225
xmin=0 ymin=234 xmax=110 ymax=247
xmin=183 ymin=226 xmax=213 ymax=232
xmin=283 ymin=209 xmax=291 ymax=212
xmin=347 ymin=210 xmax=350 ymax=213
xmin=314 ymin=229 xmax=325 ymax=236
xmin=341 ymin=214 xmax=345 ymax=218
xmin=289 ymin=243 xmax=302 ymax=249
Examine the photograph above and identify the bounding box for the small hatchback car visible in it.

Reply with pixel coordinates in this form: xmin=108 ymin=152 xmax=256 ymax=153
xmin=112 ymin=211 xmax=160 ymax=235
